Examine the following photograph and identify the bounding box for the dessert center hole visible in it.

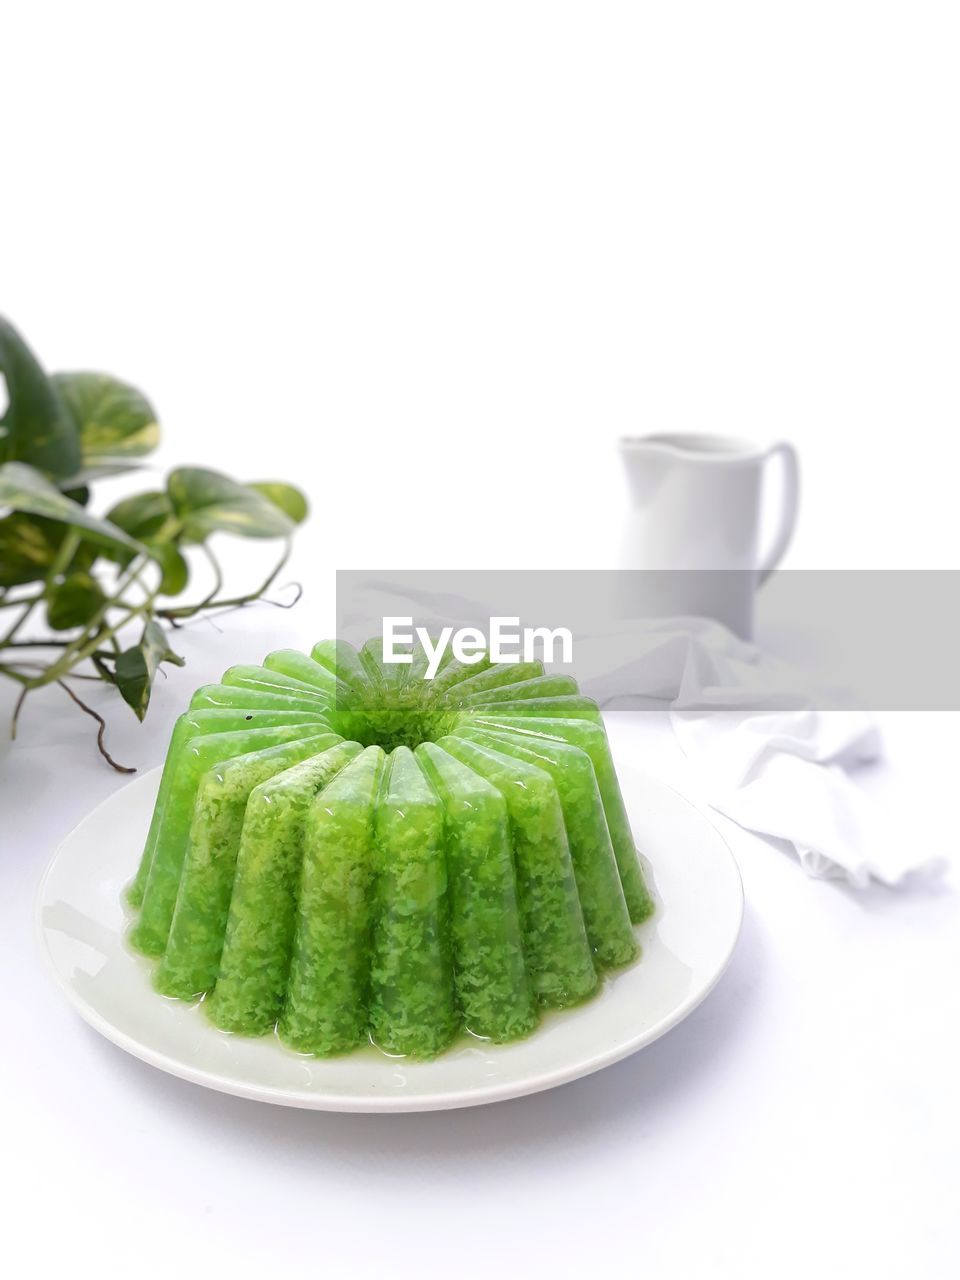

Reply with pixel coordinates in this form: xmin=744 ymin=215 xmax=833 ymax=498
xmin=348 ymin=695 xmax=455 ymax=753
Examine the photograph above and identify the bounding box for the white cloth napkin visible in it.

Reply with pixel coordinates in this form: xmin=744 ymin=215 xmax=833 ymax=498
xmin=574 ymin=617 xmax=945 ymax=888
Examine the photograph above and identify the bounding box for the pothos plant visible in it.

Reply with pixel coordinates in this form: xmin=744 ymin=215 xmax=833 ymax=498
xmin=0 ymin=316 xmax=308 ymax=770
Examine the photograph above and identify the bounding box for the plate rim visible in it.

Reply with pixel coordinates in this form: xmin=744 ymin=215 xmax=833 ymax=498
xmin=35 ymin=766 xmax=743 ymax=1113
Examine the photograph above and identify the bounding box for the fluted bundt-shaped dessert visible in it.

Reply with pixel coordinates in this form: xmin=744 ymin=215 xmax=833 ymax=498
xmin=127 ymin=638 xmax=654 ymax=1058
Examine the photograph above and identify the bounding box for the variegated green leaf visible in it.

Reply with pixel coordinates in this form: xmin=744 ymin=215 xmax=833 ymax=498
xmin=46 ymin=572 xmax=108 ymax=631
xmin=114 ymin=619 xmax=185 ymax=721
xmin=249 ymin=481 xmax=309 ymax=525
xmin=0 ymin=317 xmax=81 ymax=478
xmin=0 ymin=460 xmax=147 ymax=557
xmin=168 ymin=467 xmax=294 ymax=542
xmin=52 ymin=371 xmax=160 ymax=461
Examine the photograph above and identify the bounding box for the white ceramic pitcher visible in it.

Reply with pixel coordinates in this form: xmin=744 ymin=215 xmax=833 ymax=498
xmin=618 ymin=433 xmax=799 ymax=637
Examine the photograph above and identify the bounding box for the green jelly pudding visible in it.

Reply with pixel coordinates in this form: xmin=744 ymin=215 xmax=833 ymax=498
xmin=126 ymin=639 xmax=654 ymax=1059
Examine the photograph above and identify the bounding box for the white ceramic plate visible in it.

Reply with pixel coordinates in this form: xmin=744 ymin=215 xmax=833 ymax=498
xmin=36 ymin=761 xmax=742 ymax=1112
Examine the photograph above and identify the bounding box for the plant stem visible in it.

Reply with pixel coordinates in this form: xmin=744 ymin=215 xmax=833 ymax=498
xmin=3 ymin=639 xmax=115 ymax=655
xmin=0 ymin=664 xmax=31 ymax=684
xmin=0 ymin=599 xmax=39 ymax=649
xmin=56 ymin=681 xmax=136 ymax=773
xmin=158 ymin=540 xmax=290 ymax=620
xmin=9 ymin=661 xmax=105 ymax=681
xmin=11 ymin=686 xmax=28 ymax=737
xmin=0 ymin=590 xmax=44 ymax=611
xmin=92 ymin=654 xmax=115 ymax=682
xmin=3 ymin=533 xmax=300 ymax=761
xmin=156 ymin=544 xmax=223 ymax=619
xmin=0 ymin=529 xmax=84 ymax=658
xmin=33 ymin=557 xmax=150 ymax=687
xmin=40 ymin=590 xmax=159 ymax=686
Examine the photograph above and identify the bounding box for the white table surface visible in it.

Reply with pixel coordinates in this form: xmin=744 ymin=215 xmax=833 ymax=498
xmin=3 ymin=6 xmax=960 ymax=1272
xmin=2 ymin=606 xmax=957 ymax=1280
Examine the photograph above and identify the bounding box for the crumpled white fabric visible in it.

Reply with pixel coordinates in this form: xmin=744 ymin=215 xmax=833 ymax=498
xmin=573 ymin=617 xmax=945 ymax=888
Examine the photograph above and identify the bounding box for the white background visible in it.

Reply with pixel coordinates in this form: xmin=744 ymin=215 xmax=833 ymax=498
xmin=1 ymin=3 xmax=958 ymax=1278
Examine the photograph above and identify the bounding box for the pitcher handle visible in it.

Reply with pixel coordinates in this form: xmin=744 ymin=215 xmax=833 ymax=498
xmin=758 ymin=442 xmax=799 ymax=584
